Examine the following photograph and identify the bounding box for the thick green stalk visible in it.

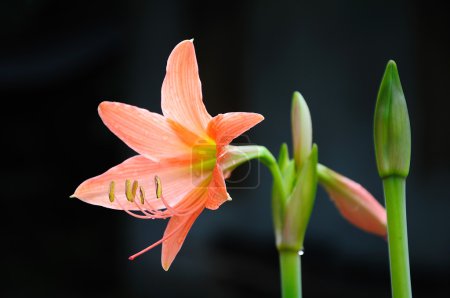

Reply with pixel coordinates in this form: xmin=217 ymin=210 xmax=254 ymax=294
xmin=279 ymin=251 xmax=302 ymax=298
xmin=226 ymin=145 xmax=302 ymax=297
xmin=383 ymin=176 xmax=412 ymax=298
xmin=254 ymin=146 xmax=302 ymax=298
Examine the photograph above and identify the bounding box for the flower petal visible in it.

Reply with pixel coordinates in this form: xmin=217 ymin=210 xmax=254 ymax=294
xmin=98 ymin=101 xmax=190 ymax=161
xmin=207 ymin=112 xmax=264 ymax=147
xmin=161 ymin=40 xmax=211 ymax=135
xmin=161 ymin=206 xmax=204 ymax=271
xmin=205 ymin=165 xmax=230 ymax=210
xmin=72 ymin=155 xmax=207 ymax=211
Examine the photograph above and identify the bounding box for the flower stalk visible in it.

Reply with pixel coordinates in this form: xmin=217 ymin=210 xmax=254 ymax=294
xmin=279 ymin=251 xmax=302 ymax=298
xmin=257 ymin=145 xmax=308 ymax=298
xmin=374 ymin=60 xmax=412 ymax=298
xmin=383 ymin=177 xmax=411 ymax=298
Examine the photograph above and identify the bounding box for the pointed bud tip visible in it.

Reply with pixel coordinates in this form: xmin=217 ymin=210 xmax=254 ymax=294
xmin=387 ymin=59 xmax=397 ymax=68
xmin=291 ymin=92 xmax=306 ymax=111
xmin=292 ymin=91 xmax=303 ymax=100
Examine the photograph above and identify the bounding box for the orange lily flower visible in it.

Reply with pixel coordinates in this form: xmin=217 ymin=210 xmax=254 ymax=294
xmin=72 ymin=40 xmax=264 ymax=270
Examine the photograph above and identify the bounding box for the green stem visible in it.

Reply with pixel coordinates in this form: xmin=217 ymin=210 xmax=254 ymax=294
xmin=257 ymin=147 xmax=302 ymax=298
xmin=279 ymin=250 xmax=302 ymax=298
xmin=383 ymin=176 xmax=412 ymax=298
xmin=226 ymin=145 xmax=302 ymax=297
xmin=221 ymin=145 xmax=287 ymax=203
xmin=234 ymin=146 xmax=301 ymax=297
xmin=256 ymin=146 xmax=288 ymax=203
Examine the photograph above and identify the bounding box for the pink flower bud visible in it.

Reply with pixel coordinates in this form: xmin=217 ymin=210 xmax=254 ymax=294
xmin=318 ymin=164 xmax=387 ymax=237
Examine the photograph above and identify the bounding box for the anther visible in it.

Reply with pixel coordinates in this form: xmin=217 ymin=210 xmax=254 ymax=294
xmin=109 ymin=181 xmax=115 ymax=202
xmin=125 ymin=179 xmax=137 ymax=202
xmin=155 ymin=175 xmax=162 ymax=199
xmin=139 ymin=186 xmax=145 ymax=204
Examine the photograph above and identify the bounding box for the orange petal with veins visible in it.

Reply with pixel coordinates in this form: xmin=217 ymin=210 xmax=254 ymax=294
xmin=161 ymin=40 xmax=211 ymax=136
xmin=205 ymin=165 xmax=230 ymax=210
xmin=161 ymin=204 xmax=205 ymax=271
xmin=207 ymin=112 xmax=264 ymax=147
xmin=98 ymin=101 xmax=191 ymax=161
xmin=73 ymin=155 xmax=208 ymax=211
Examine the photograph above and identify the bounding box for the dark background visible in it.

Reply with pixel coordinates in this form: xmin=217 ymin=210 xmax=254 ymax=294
xmin=1 ymin=0 xmax=449 ymax=297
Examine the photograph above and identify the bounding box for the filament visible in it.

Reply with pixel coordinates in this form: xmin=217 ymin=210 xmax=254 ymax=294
xmin=128 ymin=205 xmax=204 ymax=261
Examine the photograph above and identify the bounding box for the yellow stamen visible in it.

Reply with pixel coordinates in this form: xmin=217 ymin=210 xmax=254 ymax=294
xmin=132 ymin=180 xmax=138 ymax=197
xmin=125 ymin=179 xmax=136 ymax=202
xmin=155 ymin=175 xmax=162 ymax=199
xmin=139 ymin=186 xmax=145 ymax=204
xmin=109 ymin=181 xmax=115 ymax=202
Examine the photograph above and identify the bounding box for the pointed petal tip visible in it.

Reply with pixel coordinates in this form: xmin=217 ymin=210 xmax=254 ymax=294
xmin=98 ymin=101 xmax=117 ymax=116
xmin=98 ymin=101 xmax=105 ymax=114
xmin=167 ymin=40 xmax=196 ymax=63
xmin=98 ymin=100 xmax=111 ymax=109
xmin=173 ymin=39 xmax=195 ymax=51
xmin=248 ymin=112 xmax=265 ymax=123
xmin=69 ymin=194 xmax=76 ymax=199
xmin=162 ymin=262 xmax=171 ymax=271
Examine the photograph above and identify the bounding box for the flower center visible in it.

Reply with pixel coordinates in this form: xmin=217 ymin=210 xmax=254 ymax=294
xmin=190 ymin=138 xmax=217 ymax=177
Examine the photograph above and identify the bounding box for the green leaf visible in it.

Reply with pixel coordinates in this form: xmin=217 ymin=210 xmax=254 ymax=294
xmin=282 ymin=160 xmax=297 ymax=194
xmin=277 ymin=143 xmax=290 ymax=172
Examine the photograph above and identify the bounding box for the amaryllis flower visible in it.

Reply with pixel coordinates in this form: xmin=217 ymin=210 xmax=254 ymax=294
xmin=72 ymin=40 xmax=264 ymax=270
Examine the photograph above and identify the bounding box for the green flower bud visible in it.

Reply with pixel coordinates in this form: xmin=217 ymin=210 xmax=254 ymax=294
xmin=291 ymin=91 xmax=312 ymax=171
xmin=374 ymin=60 xmax=411 ymax=178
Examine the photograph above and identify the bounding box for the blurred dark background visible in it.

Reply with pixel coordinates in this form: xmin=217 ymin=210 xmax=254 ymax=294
xmin=1 ymin=0 xmax=449 ymax=297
